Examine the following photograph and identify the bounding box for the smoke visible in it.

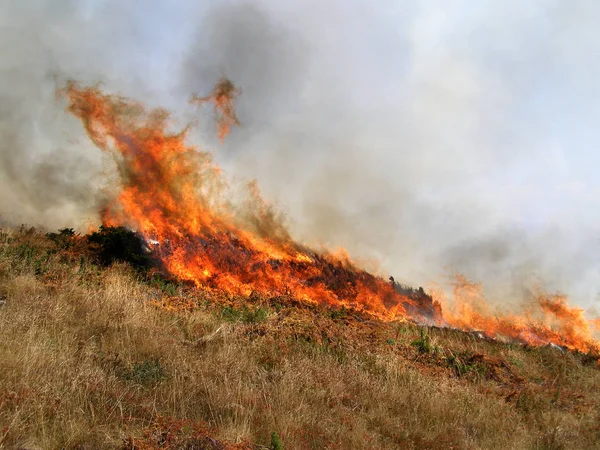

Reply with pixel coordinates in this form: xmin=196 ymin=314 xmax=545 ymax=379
xmin=180 ymin=0 xmax=600 ymax=309
xmin=1 ymin=1 xmax=599 ymax=309
xmin=0 ymin=0 xmax=192 ymax=228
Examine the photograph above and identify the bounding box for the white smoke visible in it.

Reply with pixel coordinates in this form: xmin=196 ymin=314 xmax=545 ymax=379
xmin=1 ymin=0 xmax=599 ymax=311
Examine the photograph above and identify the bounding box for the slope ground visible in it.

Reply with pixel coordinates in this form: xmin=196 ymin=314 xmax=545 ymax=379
xmin=1 ymin=227 xmax=599 ymax=449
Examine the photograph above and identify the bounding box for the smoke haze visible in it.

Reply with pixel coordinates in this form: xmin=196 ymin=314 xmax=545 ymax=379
xmin=1 ymin=0 xmax=599 ymax=310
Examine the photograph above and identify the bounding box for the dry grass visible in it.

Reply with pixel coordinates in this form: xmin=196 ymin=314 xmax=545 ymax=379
xmin=1 ymin=228 xmax=600 ymax=449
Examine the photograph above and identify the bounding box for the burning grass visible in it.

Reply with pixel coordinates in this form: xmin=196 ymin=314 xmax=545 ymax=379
xmin=54 ymin=80 xmax=600 ymax=355
xmin=1 ymin=79 xmax=598 ymax=448
xmin=1 ymin=227 xmax=600 ymax=449
xmin=59 ymin=80 xmax=443 ymax=325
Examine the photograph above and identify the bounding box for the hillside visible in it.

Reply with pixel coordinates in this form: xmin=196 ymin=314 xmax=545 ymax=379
xmin=1 ymin=227 xmax=600 ymax=449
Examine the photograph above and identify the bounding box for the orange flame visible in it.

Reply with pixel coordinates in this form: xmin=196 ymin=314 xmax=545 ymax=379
xmin=61 ymin=80 xmax=599 ymax=353
xmin=61 ymin=80 xmax=437 ymax=322
xmin=190 ymin=77 xmax=241 ymax=142
xmin=434 ymin=274 xmax=599 ymax=353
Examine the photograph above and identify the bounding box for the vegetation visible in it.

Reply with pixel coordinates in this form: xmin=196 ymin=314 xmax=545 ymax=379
xmin=87 ymin=225 xmax=153 ymax=270
xmin=270 ymin=432 xmax=284 ymax=450
xmin=0 ymin=227 xmax=599 ymax=449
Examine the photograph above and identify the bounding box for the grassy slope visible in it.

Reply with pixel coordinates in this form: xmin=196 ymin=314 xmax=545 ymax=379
xmin=0 ymin=227 xmax=599 ymax=450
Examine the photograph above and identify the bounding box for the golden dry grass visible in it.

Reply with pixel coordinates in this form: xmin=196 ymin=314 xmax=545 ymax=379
xmin=0 ymin=227 xmax=600 ymax=449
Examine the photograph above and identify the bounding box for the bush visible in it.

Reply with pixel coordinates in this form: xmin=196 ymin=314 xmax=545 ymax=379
xmin=47 ymin=228 xmax=76 ymax=249
xmin=149 ymin=273 xmax=181 ymax=296
xmin=87 ymin=226 xmax=153 ymax=270
xmin=270 ymin=432 xmax=284 ymax=450
xmin=411 ymin=329 xmax=433 ymax=354
xmin=446 ymin=351 xmax=475 ymax=377
xmin=124 ymin=359 xmax=167 ymax=386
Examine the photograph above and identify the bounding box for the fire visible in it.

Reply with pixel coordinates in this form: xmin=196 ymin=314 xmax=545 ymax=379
xmin=433 ymin=275 xmax=600 ymax=353
xmin=61 ymin=80 xmax=599 ymax=354
xmin=190 ymin=77 xmax=241 ymax=142
xmin=61 ymin=80 xmax=435 ymax=322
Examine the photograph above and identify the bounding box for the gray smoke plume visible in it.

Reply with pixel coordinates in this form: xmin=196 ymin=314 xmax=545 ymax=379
xmin=0 ymin=0 xmax=188 ymax=228
xmin=1 ymin=0 xmax=599 ymax=311
xmin=181 ymin=0 xmax=600 ymax=310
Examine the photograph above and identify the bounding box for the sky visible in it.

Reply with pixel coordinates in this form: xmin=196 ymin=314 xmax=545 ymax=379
xmin=1 ymin=0 xmax=599 ymax=311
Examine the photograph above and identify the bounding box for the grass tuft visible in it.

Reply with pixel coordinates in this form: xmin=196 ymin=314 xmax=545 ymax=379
xmin=270 ymin=431 xmax=284 ymax=450
xmin=124 ymin=358 xmax=167 ymax=386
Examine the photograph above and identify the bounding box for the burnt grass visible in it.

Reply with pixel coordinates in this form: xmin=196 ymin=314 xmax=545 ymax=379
xmin=0 ymin=226 xmax=599 ymax=449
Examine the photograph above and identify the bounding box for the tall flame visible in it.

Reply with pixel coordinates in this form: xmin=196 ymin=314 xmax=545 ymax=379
xmin=61 ymin=80 xmax=436 ymax=321
xmin=61 ymin=80 xmax=599 ymax=354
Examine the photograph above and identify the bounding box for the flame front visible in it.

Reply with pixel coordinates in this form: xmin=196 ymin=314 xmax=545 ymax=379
xmin=433 ymin=275 xmax=600 ymax=353
xmin=62 ymin=80 xmax=599 ymax=354
xmin=62 ymin=80 xmax=434 ymax=321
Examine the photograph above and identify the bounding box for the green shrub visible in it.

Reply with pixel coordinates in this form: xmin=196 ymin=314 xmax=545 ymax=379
xmin=330 ymin=306 xmax=348 ymax=320
xmin=411 ymin=329 xmax=433 ymax=354
xmin=14 ymin=243 xmax=37 ymax=262
xmin=47 ymin=228 xmax=76 ymax=249
xmin=150 ymin=273 xmax=180 ymax=296
xmin=270 ymin=432 xmax=284 ymax=450
xmin=124 ymin=359 xmax=167 ymax=386
xmin=87 ymin=226 xmax=153 ymax=270
xmin=446 ymin=351 xmax=475 ymax=377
